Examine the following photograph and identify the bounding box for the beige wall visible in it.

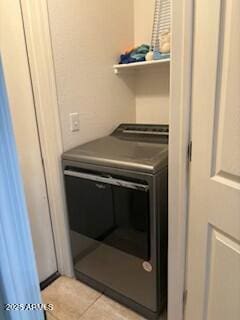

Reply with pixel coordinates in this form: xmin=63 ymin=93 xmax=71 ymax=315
xmin=134 ymin=0 xmax=170 ymax=124
xmin=48 ymin=0 xmax=136 ymax=151
xmin=135 ymin=65 xmax=170 ymax=124
xmin=48 ymin=0 xmax=170 ymax=151
xmin=134 ymin=0 xmax=155 ymax=45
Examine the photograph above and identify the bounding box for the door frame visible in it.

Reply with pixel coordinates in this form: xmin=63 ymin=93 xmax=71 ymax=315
xmin=19 ymin=0 xmax=73 ymax=277
xmin=168 ymin=0 xmax=193 ymax=319
xmin=18 ymin=0 xmax=194 ymax=318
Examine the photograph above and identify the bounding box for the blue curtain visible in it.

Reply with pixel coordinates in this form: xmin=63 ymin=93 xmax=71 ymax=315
xmin=0 ymin=58 xmax=44 ymax=320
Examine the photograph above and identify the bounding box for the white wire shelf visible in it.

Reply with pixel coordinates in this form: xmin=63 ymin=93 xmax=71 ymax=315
xmin=113 ymin=58 xmax=170 ymax=74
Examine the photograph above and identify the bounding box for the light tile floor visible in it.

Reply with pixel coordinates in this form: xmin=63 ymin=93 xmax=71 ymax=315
xmin=42 ymin=276 xmax=161 ymax=320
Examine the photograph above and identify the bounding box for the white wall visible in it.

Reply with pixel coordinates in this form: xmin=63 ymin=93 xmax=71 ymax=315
xmin=135 ymin=65 xmax=170 ymax=124
xmin=48 ymin=0 xmax=170 ymax=150
xmin=134 ymin=0 xmax=155 ymax=45
xmin=47 ymin=0 xmax=136 ymax=151
xmin=134 ymin=0 xmax=170 ymax=124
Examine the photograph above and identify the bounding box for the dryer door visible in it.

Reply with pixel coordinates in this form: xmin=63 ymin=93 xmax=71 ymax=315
xmin=64 ymin=168 xmax=157 ymax=312
xmin=64 ymin=169 xmax=150 ymax=261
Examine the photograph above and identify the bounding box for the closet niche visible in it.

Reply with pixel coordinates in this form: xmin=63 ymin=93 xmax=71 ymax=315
xmin=114 ymin=0 xmax=171 ymax=125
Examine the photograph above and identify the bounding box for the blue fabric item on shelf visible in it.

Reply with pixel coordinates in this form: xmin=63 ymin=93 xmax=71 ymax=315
xmin=119 ymin=44 xmax=150 ymax=64
xmin=153 ymin=51 xmax=170 ymax=60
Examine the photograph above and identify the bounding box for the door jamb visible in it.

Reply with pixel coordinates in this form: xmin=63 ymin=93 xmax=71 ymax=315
xmin=168 ymin=0 xmax=193 ymax=319
xmin=19 ymin=0 xmax=73 ymax=277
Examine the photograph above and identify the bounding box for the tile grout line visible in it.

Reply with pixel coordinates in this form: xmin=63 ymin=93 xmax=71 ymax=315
xmin=78 ymin=293 xmax=103 ymax=319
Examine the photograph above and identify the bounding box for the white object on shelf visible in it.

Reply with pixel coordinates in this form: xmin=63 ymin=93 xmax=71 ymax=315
xmin=145 ymin=51 xmax=154 ymax=61
xmin=113 ymin=58 xmax=170 ymax=74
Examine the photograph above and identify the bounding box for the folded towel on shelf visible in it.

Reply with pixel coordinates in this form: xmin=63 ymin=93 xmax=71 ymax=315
xmin=119 ymin=44 xmax=150 ymax=64
xmin=153 ymin=51 xmax=170 ymax=60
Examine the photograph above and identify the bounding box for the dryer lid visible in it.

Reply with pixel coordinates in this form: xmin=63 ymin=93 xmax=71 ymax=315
xmin=62 ymin=124 xmax=168 ymax=174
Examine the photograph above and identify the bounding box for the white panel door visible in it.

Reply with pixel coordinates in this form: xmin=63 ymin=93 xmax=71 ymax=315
xmin=185 ymin=0 xmax=240 ymax=319
xmin=0 ymin=0 xmax=58 ymax=282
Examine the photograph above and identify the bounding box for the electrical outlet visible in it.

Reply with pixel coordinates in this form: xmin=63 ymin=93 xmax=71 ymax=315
xmin=70 ymin=113 xmax=80 ymax=132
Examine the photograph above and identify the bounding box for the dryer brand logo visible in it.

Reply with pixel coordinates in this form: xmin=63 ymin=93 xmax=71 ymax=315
xmin=142 ymin=261 xmax=153 ymax=272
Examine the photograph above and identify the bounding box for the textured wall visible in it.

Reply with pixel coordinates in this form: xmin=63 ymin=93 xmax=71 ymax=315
xmin=134 ymin=0 xmax=170 ymax=124
xmin=48 ymin=0 xmax=170 ymax=150
xmin=134 ymin=0 xmax=155 ymax=45
xmin=48 ymin=0 xmax=136 ymax=150
xmin=135 ymin=65 xmax=170 ymax=124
